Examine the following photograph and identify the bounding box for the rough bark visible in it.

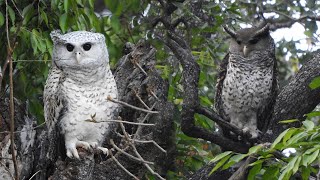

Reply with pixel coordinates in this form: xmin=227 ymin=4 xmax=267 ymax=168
xmin=0 ymin=41 xmax=175 ymax=180
xmin=268 ymin=50 xmax=320 ymax=139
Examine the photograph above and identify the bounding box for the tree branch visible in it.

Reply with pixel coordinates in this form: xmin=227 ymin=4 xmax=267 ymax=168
xmin=267 ymin=50 xmax=320 ymax=141
xmin=265 ymin=13 xmax=320 ymax=31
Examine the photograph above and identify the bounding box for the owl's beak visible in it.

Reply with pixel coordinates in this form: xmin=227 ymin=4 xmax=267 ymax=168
xmin=75 ymin=52 xmax=81 ymax=63
xmin=243 ymin=46 xmax=249 ymax=57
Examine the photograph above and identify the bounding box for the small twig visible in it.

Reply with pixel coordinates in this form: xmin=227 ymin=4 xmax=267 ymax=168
xmin=132 ymin=61 xmax=148 ymax=76
xmin=0 ymin=122 xmax=46 ymax=134
xmin=149 ymin=90 xmax=160 ymax=101
xmin=140 ymin=103 xmax=157 ymax=124
xmin=29 ymin=170 xmax=41 ymax=180
xmin=110 ymin=150 xmax=139 ymax=180
xmin=107 ymin=96 xmax=159 ymax=114
xmin=131 ymin=144 xmax=165 ymax=180
xmin=110 ymin=139 xmax=154 ymax=165
xmin=0 ymin=161 xmax=14 ymax=180
xmin=0 ymin=157 xmax=13 ymax=160
xmin=133 ymin=103 xmax=157 ymax=139
xmin=10 ymin=0 xmax=23 ymax=18
xmin=5 ymin=0 xmax=19 ymax=178
xmin=134 ymin=140 xmax=167 ymax=153
xmin=5 ymin=0 xmax=11 ymax=51
xmin=119 ymin=121 xmax=165 ymax=179
xmin=119 ymin=122 xmax=131 ymax=141
xmin=85 ymin=119 xmax=155 ymax=126
xmin=134 ymin=90 xmax=150 ymax=109
xmin=116 ymin=131 xmax=166 ymax=153
xmin=120 ymin=121 xmax=166 ymax=154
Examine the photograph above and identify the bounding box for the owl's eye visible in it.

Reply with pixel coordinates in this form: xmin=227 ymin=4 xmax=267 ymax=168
xmin=249 ymin=39 xmax=259 ymax=44
xmin=83 ymin=43 xmax=92 ymax=51
xmin=236 ymin=40 xmax=241 ymax=45
xmin=66 ymin=43 xmax=74 ymax=52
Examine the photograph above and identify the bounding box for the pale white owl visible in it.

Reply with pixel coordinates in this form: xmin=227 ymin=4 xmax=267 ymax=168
xmin=44 ymin=30 xmax=118 ymax=159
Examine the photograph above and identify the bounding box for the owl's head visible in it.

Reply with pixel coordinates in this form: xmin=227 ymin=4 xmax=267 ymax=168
xmin=224 ymin=23 xmax=274 ymax=58
xmin=50 ymin=30 xmax=109 ymax=69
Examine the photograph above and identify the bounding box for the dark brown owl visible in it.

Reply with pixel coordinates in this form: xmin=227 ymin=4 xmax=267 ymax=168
xmin=215 ymin=23 xmax=278 ymax=139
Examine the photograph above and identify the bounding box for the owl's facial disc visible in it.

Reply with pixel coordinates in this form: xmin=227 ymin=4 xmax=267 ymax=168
xmin=64 ymin=42 xmax=95 ymax=64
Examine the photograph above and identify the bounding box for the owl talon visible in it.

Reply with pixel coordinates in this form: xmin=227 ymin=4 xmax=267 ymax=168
xmin=89 ymin=142 xmax=98 ymax=149
xmin=97 ymin=147 xmax=109 ymax=156
xmin=76 ymin=141 xmax=92 ymax=151
xmin=66 ymin=146 xmax=80 ymax=159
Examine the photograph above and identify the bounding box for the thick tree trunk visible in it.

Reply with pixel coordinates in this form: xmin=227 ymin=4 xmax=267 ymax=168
xmin=0 ymin=41 xmax=175 ymax=180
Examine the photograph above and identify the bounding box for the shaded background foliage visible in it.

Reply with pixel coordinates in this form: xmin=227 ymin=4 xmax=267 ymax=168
xmin=0 ymin=0 xmax=319 ymax=179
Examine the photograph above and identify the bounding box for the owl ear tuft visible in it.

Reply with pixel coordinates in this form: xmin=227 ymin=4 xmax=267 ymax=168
xmin=223 ymin=25 xmax=237 ymax=39
xmin=50 ymin=30 xmax=65 ymax=44
xmin=253 ymin=23 xmax=270 ymax=37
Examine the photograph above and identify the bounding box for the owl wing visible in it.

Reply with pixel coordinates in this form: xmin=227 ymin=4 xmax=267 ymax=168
xmin=257 ymin=57 xmax=278 ymax=132
xmin=214 ymin=53 xmax=229 ymax=121
xmin=43 ymin=65 xmax=65 ymax=132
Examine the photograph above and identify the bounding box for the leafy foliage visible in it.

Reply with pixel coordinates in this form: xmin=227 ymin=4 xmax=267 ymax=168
xmin=210 ymin=119 xmax=320 ymax=180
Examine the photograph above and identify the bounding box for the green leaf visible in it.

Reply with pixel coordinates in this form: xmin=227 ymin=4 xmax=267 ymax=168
xmin=301 ymin=166 xmax=311 ymax=180
xmin=281 ymin=155 xmax=298 ymax=172
xmin=302 ymin=120 xmax=314 ymax=131
xmin=271 ymin=128 xmax=290 ymax=149
xmin=209 ymin=151 xmax=232 ymax=163
xmin=0 ymin=11 xmax=4 ymax=27
xmin=59 ymin=13 xmax=68 ymax=33
xmin=22 ymin=4 xmax=34 ymax=25
xmin=305 ymin=111 xmax=320 ymax=118
xmin=302 ymin=149 xmax=319 ymax=166
xmin=283 ymin=128 xmax=298 ymax=144
xmin=247 ymin=162 xmax=262 ymax=180
xmin=88 ymin=0 xmax=94 ymax=8
xmin=279 ymin=156 xmax=298 ymax=180
xmin=248 ymin=159 xmax=264 ymax=166
xmin=287 ymin=132 xmax=307 ymax=145
xmin=40 ymin=9 xmax=48 ymax=26
xmin=262 ymin=166 xmax=279 ymax=180
xmin=304 ymin=145 xmax=320 ymax=154
xmin=8 ymin=5 xmax=15 ymax=25
xmin=222 ymin=154 xmax=247 ymax=170
xmin=209 ymin=154 xmax=232 ymax=175
xmin=309 ymin=76 xmax=320 ymax=89
xmin=200 ymin=96 xmax=213 ymax=106
xmin=110 ymin=15 xmax=121 ymax=32
xmin=104 ymin=0 xmax=119 ymax=14
xmin=229 ymin=154 xmax=247 ymax=163
xmin=64 ymin=0 xmax=71 ymax=12
xmin=292 ymin=156 xmax=301 ymax=174
xmin=278 ymin=119 xmax=299 ymax=124
xmin=248 ymin=144 xmax=263 ymax=155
